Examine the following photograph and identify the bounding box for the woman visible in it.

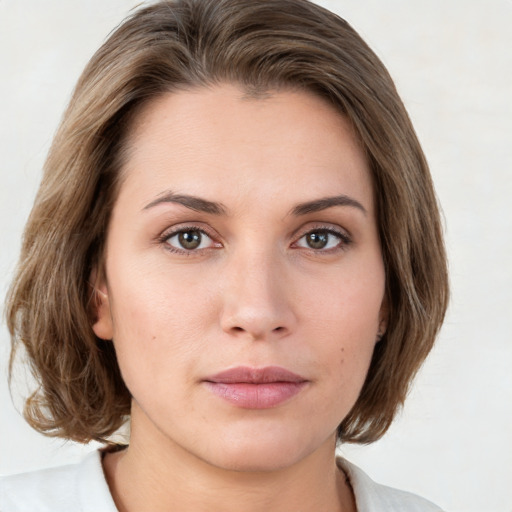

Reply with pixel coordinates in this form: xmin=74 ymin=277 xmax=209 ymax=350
xmin=1 ymin=0 xmax=448 ymax=510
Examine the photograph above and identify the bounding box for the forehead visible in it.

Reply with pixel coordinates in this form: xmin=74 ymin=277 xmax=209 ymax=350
xmin=118 ymin=84 xmax=374 ymax=215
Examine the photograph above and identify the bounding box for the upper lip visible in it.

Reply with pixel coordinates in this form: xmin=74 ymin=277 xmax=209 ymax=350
xmin=204 ymin=366 xmax=307 ymax=384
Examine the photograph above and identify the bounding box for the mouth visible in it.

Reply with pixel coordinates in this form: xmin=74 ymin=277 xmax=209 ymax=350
xmin=203 ymin=366 xmax=308 ymax=409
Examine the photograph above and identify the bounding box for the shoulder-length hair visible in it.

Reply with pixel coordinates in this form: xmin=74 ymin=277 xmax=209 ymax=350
xmin=6 ymin=0 xmax=448 ymax=444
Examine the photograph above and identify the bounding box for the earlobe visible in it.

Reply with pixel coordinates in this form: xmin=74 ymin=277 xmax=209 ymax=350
xmin=89 ymin=271 xmax=114 ymax=341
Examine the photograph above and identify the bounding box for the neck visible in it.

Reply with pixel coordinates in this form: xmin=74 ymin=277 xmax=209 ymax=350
xmin=103 ymin=406 xmax=355 ymax=512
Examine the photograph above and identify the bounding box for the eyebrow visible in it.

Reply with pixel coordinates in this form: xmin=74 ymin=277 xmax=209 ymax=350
xmin=290 ymin=195 xmax=367 ymax=216
xmin=143 ymin=191 xmax=227 ymax=215
xmin=143 ymin=191 xmax=366 ymax=217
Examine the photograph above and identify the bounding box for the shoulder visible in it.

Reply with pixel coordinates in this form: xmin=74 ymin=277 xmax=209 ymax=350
xmin=337 ymin=457 xmax=444 ymax=512
xmin=0 ymin=450 xmax=117 ymax=512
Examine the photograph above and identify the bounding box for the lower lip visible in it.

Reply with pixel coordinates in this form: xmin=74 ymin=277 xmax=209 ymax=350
xmin=204 ymin=382 xmax=307 ymax=409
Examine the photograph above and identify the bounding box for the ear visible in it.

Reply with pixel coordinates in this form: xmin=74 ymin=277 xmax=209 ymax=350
xmin=376 ymin=295 xmax=389 ymax=343
xmin=89 ymin=268 xmax=114 ymax=341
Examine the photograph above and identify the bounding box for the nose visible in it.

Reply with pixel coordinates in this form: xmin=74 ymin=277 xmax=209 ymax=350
xmin=219 ymin=249 xmax=297 ymax=341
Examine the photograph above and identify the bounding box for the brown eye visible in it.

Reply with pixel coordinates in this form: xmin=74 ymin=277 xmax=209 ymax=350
xmin=178 ymin=230 xmax=202 ymax=249
xmin=295 ymin=229 xmax=349 ymax=251
xmin=166 ymin=229 xmax=214 ymax=251
xmin=305 ymin=232 xmax=329 ymax=249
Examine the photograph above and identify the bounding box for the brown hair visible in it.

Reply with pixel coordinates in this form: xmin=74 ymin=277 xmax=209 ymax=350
xmin=6 ymin=0 xmax=448 ymax=444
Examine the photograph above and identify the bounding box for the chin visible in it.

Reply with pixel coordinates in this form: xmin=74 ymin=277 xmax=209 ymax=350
xmin=197 ymin=427 xmax=331 ymax=473
xmin=204 ymin=449 xmax=304 ymax=473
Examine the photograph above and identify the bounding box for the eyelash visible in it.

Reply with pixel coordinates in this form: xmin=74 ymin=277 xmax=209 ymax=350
xmin=293 ymin=226 xmax=352 ymax=253
xmin=158 ymin=225 xmax=219 ymax=255
xmin=158 ymin=224 xmax=352 ymax=255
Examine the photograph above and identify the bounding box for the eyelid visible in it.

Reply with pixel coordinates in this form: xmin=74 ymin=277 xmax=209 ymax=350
xmin=156 ymin=221 xmax=351 ymax=254
xmin=158 ymin=223 xmax=223 ymax=252
xmin=291 ymin=223 xmax=352 ymax=251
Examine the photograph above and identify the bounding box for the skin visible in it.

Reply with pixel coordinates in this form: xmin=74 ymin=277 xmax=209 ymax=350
xmin=93 ymin=84 xmax=387 ymax=512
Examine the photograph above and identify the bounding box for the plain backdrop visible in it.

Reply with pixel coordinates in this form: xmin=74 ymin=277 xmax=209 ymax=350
xmin=1 ymin=1 xmax=511 ymax=511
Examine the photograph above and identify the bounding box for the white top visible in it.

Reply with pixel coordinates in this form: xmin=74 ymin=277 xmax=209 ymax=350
xmin=0 ymin=450 xmax=443 ymax=511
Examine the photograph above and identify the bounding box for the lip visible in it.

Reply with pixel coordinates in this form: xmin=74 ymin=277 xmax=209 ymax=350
xmin=203 ymin=366 xmax=308 ymax=409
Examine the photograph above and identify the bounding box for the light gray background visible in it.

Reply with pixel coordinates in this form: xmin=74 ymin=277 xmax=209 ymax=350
xmin=1 ymin=1 xmax=511 ymax=511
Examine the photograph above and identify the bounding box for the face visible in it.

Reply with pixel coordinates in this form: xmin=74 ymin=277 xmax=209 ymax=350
xmin=93 ymin=84 xmax=386 ymax=472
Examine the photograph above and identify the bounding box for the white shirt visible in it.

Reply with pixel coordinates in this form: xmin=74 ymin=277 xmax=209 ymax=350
xmin=0 ymin=451 xmax=443 ymax=511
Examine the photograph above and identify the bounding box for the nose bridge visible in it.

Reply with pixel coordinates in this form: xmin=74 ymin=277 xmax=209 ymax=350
xmin=220 ymin=243 xmax=295 ymax=340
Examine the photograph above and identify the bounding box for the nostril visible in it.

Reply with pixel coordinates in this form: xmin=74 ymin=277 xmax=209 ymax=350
xmin=273 ymin=326 xmax=284 ymax=332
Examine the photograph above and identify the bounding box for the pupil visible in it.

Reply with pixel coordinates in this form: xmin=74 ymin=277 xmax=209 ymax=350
xmin=178 ymin=231 xmax=201 ymax=250
xmin=307 ymin=232 xmax=328 ymax=249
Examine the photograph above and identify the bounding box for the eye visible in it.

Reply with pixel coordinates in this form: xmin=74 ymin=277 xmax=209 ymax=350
xmin=165 ymin=228 xmax=216 ymax=251
xmin=295 ymin=228 xmax=349 ymax=251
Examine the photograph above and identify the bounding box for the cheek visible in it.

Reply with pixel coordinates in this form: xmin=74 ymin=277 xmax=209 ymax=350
xmin=310 ymin=322 xmax=376 ymax=427
xmin=109 ymin=249 xmax=214 ymax=331
xmin=301 ymin=261 xmax=384 ymax=343
xmin=299 ymin=262 xmax=383 ymax=399
xmin=105 ymin=260 xmax=217 ymax=391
